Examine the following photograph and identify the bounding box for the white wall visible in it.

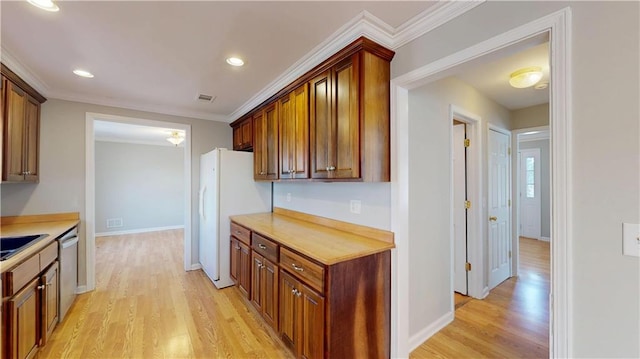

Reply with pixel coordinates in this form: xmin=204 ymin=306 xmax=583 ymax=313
xmin=511 ymin=103 xmax=549 ymax=130
xmin=273 ymin=182 xmax=391 ymax=230
xmin=95 ymin=141 xmax=184 ymax=234
xmin=407 ymin=76 xmax=511 ymax=338
xmin=393 ymin=1 xmax=639 ymax=357
xmin=0 ymin=98 xmax=231 ymax=287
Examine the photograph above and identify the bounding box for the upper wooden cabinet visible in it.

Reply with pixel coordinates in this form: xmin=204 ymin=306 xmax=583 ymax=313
xmin=1 ymin=64 xmax=46 ymax=183
xmin=279 ymin=84 xmax=309 ymax=179
xmin=232 ymin=116 xmax=253 ymax=151
xmin=253 ymin=102 xmax=279 ymax=180
xmin=230 ymin=37 xmax=393 ymax=182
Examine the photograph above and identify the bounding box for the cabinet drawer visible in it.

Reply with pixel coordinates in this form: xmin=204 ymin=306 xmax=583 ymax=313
xmin=252 ymin=233 xmax=278 ymax=263
xmin=40 ymin=241 xmax=58 ymax=271
xmin=280 ymin=248 xmax=324 ymax=292
xmin=231 ymin=222 xmax=251 ymax=245
xmin=3 ymin=254 xmax=39 ymax=297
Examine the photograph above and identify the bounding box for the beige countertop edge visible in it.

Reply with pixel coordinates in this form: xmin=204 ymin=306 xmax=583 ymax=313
xmin=230 ymin=214 xmax=394 ymax=266
xmin=0 ymin=220 xmax=80 ymax=274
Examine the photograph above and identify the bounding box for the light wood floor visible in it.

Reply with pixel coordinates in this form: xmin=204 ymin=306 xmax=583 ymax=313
xmin=39 ymin=229 xmax=293 ymax=359
xmin=411 ymin=237 xmax=550 ymax=358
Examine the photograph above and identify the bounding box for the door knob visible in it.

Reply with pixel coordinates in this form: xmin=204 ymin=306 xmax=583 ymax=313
xmin=489 ymin=216 xmax=498 ymax=221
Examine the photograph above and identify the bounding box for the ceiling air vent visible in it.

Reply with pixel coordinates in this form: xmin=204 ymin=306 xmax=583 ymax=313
xmin=197 ymin=93 xmax=216 ymax=102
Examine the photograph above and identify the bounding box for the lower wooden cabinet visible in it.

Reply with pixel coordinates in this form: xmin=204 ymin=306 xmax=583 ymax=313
xmin=41 ymin=261 xmax=59 ymax=346
xmin=7 ymin=277 xmax=39 ymax=359
xmin=251 ymin=252 xmax=279 ymax=331
xmin=279 ymin=270 xmax=324 ymax=359
xmin=230 ymin=236 xmax=251 ymax=299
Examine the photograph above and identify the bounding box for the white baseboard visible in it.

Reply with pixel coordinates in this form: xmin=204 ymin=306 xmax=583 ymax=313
xmin=96 ymin=225 xmax=184 ymax=237
xmin=408 ymin=311 xmax=454 ymax=352
xmin=481 ymin=286 xmax=490 ymax=299
xmin=539 ymin=236 xmax=551 ymax=242
xmin=75 ymin=285 xmax=89 ymax=294
xmin=190 ymin=263 xmax=202 ymax=271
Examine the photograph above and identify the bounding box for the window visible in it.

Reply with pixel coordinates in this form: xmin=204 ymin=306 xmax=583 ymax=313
xmin=526 ymin=157 xmax=535 ymax=198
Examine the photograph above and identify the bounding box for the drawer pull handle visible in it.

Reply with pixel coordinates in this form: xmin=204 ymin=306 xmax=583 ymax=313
xmin=292 ymin=264 xmax=304 ymax=272
xmin=235 ymin=231 xmax=242 ymax=235
xmin=37 ymin=285 xmax=46 ymax=290
xmin=258 ymin=244 xmax=267 ymax=250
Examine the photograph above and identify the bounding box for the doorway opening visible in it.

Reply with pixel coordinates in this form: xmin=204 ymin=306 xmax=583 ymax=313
xmin=84 ymin=112 xmax=192 ymax=293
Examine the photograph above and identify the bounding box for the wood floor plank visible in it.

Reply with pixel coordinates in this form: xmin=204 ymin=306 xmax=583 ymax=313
xmin=411 ymin=237 xmax=550 ymax=358
xmin=38 ymin=229 xmax=293 ymax=359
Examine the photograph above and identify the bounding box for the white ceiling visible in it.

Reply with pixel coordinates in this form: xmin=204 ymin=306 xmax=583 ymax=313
xmin=94 ymin=121 xmax=185 ymax=147
xmin=1 ymin=1 xmax=435 ymax=122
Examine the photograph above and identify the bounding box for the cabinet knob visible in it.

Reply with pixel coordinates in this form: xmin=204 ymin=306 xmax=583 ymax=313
xmin=37 ymin=285 xmax=46 ymax=290
xmin=296 ymin=290 xmax=302 ymax=297
xmin=327 ymin=166 xmax=336 ymax=171
xmin=260 ymin=171 xmax=266 ymax=175
xmin=258 ymin=244 xmax=267 ymax=250
xmin=489 ymin=216 xmax=498 ymax=221
xmin=291 ymin=263 xmax=304 ymax=272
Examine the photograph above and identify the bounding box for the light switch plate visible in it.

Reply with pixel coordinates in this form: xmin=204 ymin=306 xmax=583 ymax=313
xmin=350 ymin=200 xmax=361 ymax=214
xmin=622 ymin=223 xmax=640 ymax=257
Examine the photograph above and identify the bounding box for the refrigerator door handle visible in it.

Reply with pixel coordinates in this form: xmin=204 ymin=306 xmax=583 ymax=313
xmin=199 ymin=186 xmax=206 ymax=219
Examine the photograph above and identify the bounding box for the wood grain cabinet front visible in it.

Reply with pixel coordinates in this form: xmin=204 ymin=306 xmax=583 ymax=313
xmin=1 ymin=64 xmax=46 ymax=183
xmin=253 ymin=102 xmax=279 ymax=181
xmin=279 ymin=84 xmax=309 ymax=180
xmin=251 ymin=252 xmax=279 ymax=331
xmin=232 ymin=116 xmax=253 ymax=151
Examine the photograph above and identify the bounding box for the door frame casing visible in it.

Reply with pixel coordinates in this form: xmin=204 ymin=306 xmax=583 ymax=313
xmin=449 ymin=106 xmax=483 ymax=301
xmin=84 ymin=112 xmax=192 ymax=292
xmin=511 ymin=125 xmax=550 ymax=276
xmin=390 ymin=8 xmax=572 ymax=358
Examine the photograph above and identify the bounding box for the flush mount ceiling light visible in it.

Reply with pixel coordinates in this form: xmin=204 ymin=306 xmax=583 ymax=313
xmin=167 ymin=131 xmax=185 ymax=146
xmin=509 ymin=66 xmax=543 ymax=88
xmin=73 ymin=69 xmax=94 ymax=78
xmin=27 ymin=0 xmax=60 ymax=12
xmin=226 ymin=57 xmax=244 ymax=67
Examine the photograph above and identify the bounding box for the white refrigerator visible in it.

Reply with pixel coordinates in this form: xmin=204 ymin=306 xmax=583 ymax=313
xmin=199 ymin=148 xmax=271 ymax=288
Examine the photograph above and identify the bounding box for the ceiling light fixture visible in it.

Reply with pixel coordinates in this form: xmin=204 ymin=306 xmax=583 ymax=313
xmin=73 ymin=69 xmax=94 ymax=78
xmin=534 ymin=82 xmax=549 ymax=90
xmin=226 ymin=57 xmax=244 ymax=67
xmin=509 ymin=66 xmax=543 ymax=88
xmin=167 ymin=131 xmax=185 ymax=146
xmin=27 ymin=0 xmax=60 ymax=12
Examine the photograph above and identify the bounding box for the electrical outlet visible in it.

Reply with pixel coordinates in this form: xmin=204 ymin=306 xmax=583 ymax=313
xmin=622 ymin=223 xmax=640 ymax=257
xmin=350 ymin=200 xmax=361 ymax=214
xmin=286 ymin=193 xmax=292 ymax=202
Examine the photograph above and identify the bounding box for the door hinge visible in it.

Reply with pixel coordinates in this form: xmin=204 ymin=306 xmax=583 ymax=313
xmin=464 ymin=138 xmax=470 ymax=147
xmin=508 ymin=199 xmax=511 ymax=207
xmin=509 ymin=250 xmax=512 ymax=259
xmin=465 ymin=262 xmax=471 ymax=271
xmin=464 ymin=200 xmax=471 ymax=209
xmin=508 ymin=147 xmax=511 ymax=155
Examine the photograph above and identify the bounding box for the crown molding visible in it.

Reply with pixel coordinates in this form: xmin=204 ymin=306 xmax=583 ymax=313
xmin=392 ymin=0 xmax=485 ymax=49
xmin=1 ymin=45 xmax=50 ymax=96
xmin=49 ymin=90 xmax=227 ymax=123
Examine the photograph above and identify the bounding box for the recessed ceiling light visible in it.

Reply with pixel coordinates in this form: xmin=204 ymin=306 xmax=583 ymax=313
xmin=226 ymin=57 xmax=244 ymax=67
xmin=73 ymin=69 xmax=94 ymax=78
xmin=27 ymin=0 xmax=60 ymax=12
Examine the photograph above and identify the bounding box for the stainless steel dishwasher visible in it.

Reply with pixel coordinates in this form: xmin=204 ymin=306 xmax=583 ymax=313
xmin=58 ymin=227 xmax=78 ymax=322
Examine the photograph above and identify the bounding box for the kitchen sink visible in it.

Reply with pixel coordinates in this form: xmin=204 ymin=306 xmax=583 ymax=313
xmin=0 ymin=234 xmax=49 ymax=261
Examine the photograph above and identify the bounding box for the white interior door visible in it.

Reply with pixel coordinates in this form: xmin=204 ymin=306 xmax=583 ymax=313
xmin=453 ymin=124 xmax=467 ymax=295
xmin=519 ymin=149 xmax=541 ymax=239
xmin=488 ymin=128 xmax=511 ymax=289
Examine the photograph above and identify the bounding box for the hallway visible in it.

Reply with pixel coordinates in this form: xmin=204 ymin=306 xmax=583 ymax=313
xmin=411 ymin=237 xmax=550 ymax=358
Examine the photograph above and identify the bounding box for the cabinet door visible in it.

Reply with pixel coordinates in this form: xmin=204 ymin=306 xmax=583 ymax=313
xmin=241 ymin=119 xmax=253 ymax=149
xmin=238 ymin=241 xmax=251 ymax=299
xmin=280 ymin=85 xmax=309 ymax=179
xmin=299 ymin=283 xmax=325 ymax=359
xmin=250 ymin=252 xmax=264 ymax=312
xmin=233 ymin=125 xmax=243 ymax=150
xmin=309 ymin=70 xmax=332 ymax=179
xmin=253 ymin=104 xmax=279 ymax=180
xmin=279 ymin=270 xmax=298 ymax=352
xmin=230 ymin=238 xmax=239 ymax=283
xmin=4 ymin=81 xmax=27 ymax=182
xmin=23 ymin=95 xmax=39 ymax=182
xmin=332 ymin=55 xmax=360 ymax=179
xmin=262 ymin=259 xmax=279 ymax=331
xmin=7 ymin=277 xmax=40 ymax=359
xmin=40 ymin=261 xmax=59 ymax=346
